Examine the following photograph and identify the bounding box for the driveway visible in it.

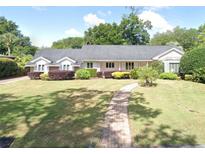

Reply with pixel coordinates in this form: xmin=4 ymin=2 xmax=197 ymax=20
xmin=0 ymin=76 xmax=29 ymax=85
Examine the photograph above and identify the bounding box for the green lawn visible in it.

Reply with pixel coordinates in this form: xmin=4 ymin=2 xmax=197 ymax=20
xmin=129 ymin=80 xmax=205 ymax=147
xmin=0 ymin=79 xmax=136 ymax=147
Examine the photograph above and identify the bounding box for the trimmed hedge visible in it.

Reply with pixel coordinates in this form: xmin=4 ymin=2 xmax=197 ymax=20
xmin=27 ymin=72 xmax=43 ymax=80
xmin=40 ymin=73 xmax=50 ymax=80
xmin=159 ymin=72 xmax=178 ymax=80
xmin=75 ymin=69 xmax=91 ymax=79
xmin=180 ymin=47 xmax=205 ymax=74
xmin=85 ymin=68 xmax=97 ymax=77
xmin=112 ymin=72 xmax=130 ymax=79
xmin=48 ymin=70 xmax=74 ymax=80
xmin=0 ymin=58 xmax=18 ymax=78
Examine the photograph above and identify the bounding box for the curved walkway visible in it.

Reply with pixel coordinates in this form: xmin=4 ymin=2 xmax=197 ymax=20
xmin=101 ymin=83 xmax=138 ymax=148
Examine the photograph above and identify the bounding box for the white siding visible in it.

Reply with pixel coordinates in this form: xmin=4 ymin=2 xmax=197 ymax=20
xmin=35 ymin=59 xmax=49 ymax=73
xmin=81 ymin=62 xmax=101 ymax=72
xmin=159 ymin=50 xmax=183 ymax=73
xmin=60 ymin=60 xmax=74 ymax=71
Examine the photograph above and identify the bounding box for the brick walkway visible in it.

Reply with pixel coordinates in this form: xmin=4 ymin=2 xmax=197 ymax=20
xmin=101 ymin=83 xmax=138 ymax=148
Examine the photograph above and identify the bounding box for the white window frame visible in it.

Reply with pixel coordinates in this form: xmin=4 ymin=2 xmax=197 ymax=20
xmin=61 ymin=64 xmax=70 ymax=70
xmin=37 ymin=64 xmax=45 ymax=72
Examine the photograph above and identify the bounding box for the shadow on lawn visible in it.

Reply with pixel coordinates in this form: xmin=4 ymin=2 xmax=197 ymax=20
xmin=129 ymin=92 xmax=197 ymax=148
xmin=0 ymin=88 xmax=113 ymax=147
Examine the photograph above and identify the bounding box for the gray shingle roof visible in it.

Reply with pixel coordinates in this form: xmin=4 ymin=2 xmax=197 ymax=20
xmin=27 ymin=45 xmax=182 ymax=65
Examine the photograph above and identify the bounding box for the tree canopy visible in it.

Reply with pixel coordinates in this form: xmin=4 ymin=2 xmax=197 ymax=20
xmin=0 ymin=16 xmax=37 ymax=56
xmin=150 ymin=27 xmax=198 ymax=51
xmin=52 ymin=37 xmax=84 ymax=49
xmin=84 ymin=12 xmax=152 ymax=45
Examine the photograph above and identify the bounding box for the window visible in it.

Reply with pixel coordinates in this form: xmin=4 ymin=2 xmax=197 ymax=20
xmin=126 ymin=62 xmax=134 ymax=70
xmin=169 ymin=63 xmax=179 ymax=73
xmin=37 ymin=64 xmax=45 ymax=71
xmin=62 ymin=64 xmax=69 ymax=70
xmin=87 ymin=62 xmax=93 ymax=68
xmin=106 ymin=62 xmax=115 ymax=68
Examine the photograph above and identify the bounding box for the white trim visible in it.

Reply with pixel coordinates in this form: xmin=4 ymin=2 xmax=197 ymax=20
xmin=47 ymin=65 xmax=60 ymax=67
xmin=31 ymin=56 xmax=51 ymax=63
xmin=152 ymin=48 xmax=184 ymax=60
xmin=25 ymin=65 xmax=35 ymax=67
xmin=56 ymin=57 xmax=76 ymax=63
xmin=83 ymin=60 xmax=153 ymax=62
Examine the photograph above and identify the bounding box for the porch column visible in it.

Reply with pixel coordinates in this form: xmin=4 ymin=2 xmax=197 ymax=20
xmin=119 ymin=62 xmax=121 ymax=71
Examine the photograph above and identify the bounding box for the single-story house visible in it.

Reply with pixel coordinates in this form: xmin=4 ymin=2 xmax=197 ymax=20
xmin=26 ymin=45 xmax=184 ymax=73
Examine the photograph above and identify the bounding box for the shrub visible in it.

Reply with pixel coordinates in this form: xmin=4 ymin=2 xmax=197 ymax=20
xmin=184 ymin=74 xmax=193 ymax=81
xmin=49 ymin=71 xmax=74 ymax=80
xmin=130 ymin=68 xmax=139 ymax=79
xmin=0 ymin=58 xmax=18 ymax=78
xmin=150 ymin=61 xmax=164 ymax=74
xmin=192 ymin=67 xmax=205 ymax=83
xmin=138 ymin=67 xmax=158 ymax=86
xmin=75 ymin=69 xmax=91 ymax=79
xmin=27 ymin=72 xmax=43 ymax=80
xmin=97 ymin=72 xmax=103 ymax=78
xmin=159 ymin=72 xmax=178 ymax=80
xmin=40 ymin=73 xmax=50 ymax=80
xmin=112 ymin=72 xmax=130 ymax=79
xmin=180 ymin=47 xmax=205 ymax=74
xmin=104 ymin=71 xmax=116 ymax=78
xmin=85 ymin=68 xmax=97 ymax=77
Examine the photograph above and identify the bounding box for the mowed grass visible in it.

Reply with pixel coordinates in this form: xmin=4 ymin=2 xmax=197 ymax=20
xmin=129 ymin=80 xmax=205 ymax=147
xmin=0 ymin=79 xmax=136 ymax=147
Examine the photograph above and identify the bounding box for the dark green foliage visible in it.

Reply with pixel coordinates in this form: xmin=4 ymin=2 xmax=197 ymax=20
xmin=75 ymin=69 xmax=91 ymax=79
xmin=85 ymin=68 xmax=97 ymax=77
xmin=84 ymin=23 xmax=125 ymax=45
xmin=0 ymin=58 xmax=18 ymax=78
xmin=193 ymin=67 xmax=205 ymax=83
xmin=138 ymin=67 xmax=158 ymax=86
xmin=52 ymin=37 xmax=84 ymax=49
xmin=130 ymin=68 xmax=139 ymax=79
xmin=151 ymin=26 xmax=198 ymax=51
xmin=84 ymin=12 xmax=152 ymax=45
xmin=0 ymin=16 xmax=37 ymax=56
xmin=180 ymin=47 xmax=205 ymax=74
xmin=159 ymin=73 xmax=178 ymax=80
xmin=150 ymin=61 xmax=164 ymax=74
xmin=120 ymin=12 xmax=152 ymax=45
xmin=111 ymin=72 xmax=130 ymax=79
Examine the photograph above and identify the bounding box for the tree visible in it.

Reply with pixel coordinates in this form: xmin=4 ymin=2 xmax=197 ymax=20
xmin=84 ymin=12 xmax=152 ymax=45
xmin=197 ymin=24 xmax=205 ymax=47
xmin=84 ymin=23 xmax=125 ymax=45
xmin=120 ymin=12 xmax=152 ymax=45
xmin=151 ymin=27 xmax=198 ymax=51
xmin=52 ymin=37 xmax=84 ymax=49
xmin=0 ymin=33 xmax=18 ymax=55
xmin=138 ymin=67 xmax=158 ymax=86
xmin=180 ymin=47 xmax=205 ymax=74
xmin=0 ymin=16 xmax=37 ymax=56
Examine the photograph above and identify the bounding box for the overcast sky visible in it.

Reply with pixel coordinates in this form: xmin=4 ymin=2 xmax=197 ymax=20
xmin=0 ymin=6 xmax=205 ymax=47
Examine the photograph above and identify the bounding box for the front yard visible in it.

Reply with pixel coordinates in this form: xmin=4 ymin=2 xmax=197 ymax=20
xmin=129 ymin=80 xmax=205 ymax=147
xmin=0 ymin=79 xmax=136 ymax=147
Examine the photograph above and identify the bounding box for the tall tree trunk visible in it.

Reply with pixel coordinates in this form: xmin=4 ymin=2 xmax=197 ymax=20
xmin=7 ymin=46 xmax=11 ymax=56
